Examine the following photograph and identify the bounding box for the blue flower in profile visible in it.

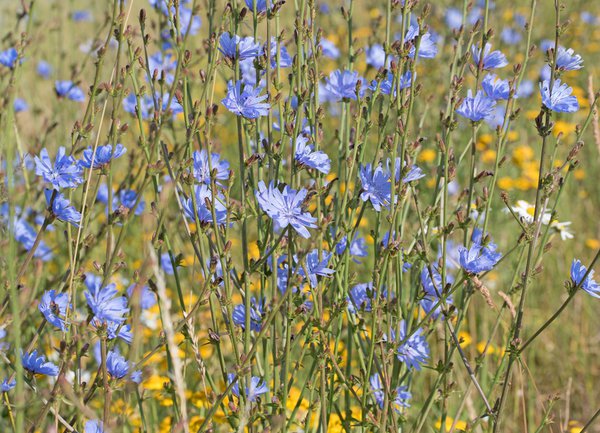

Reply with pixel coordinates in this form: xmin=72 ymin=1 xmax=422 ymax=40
xmin=392 ymin=321 xmax=430 ymax=371
xmin=34 ymin=147 xmax=84 ymax=189
xmin=37 ymin=60 xmax=52 ymax=78
xmin=45 ymin=190 xmax=81 ymax=227
xmin=13 ymin=218 xmax=52 ymax=261
xmin=192 ymin=150 xmax=230 ymax=185
xmin=540 ymin=79 xmax=579 ymax=113
xmin=71 ymin=10 xmax=93 ymax=22
xmin=104 ymin=321 xmax=133 ymax=344
xmin=365 ymin=44 xmax=387 ymax=69
xmin=482 ymin=74 xmax=511 ymax=100
xmin=294 ymin=135 xmax=331 ymax=174
xmin=570 ymin=259 xmax=600 ymax=298
xmin=160 ymin=252 xmax=176 ymax=275
xmin=97 ymin=184 xmax=145 ymax=216
xmin=127 ymin=284 xmax=157 ymax=309
xmin=388 ymin=157 xmax=425 ymax=183
xmin=84 ymin=274 xmax=129 ymax=324
xmin=348 ymin=282 xmax=375 ymax=313
xmin=182 ymin=184 xmax=228 ymax=225
xmin=0 ymin=48 xmax=18 ymax=69
xmin=458 ymin=229 xmax=502 ymax=274
xmin=335 ymin=233 xmax=368 ymax=262
xmin=218 ymin=33 xmax=262 ymax=61
xmin=420 ymin=294 xmax=454 ymax=320
xmin=555 ymin=47 xmax=583 ymax=71
xmin=106 ymin=350 xmax=141 ymax=382
xmin=420 ymin=265 xmax=454 ymax=297
xmin=13 ymin=98 xmax=28 ymax=113
xmin=222 ymin=80 xmax=270 ymax=119
xmin=228 ymin=374 xmax=269 ymax=402
xmin=320 ymin=38 xmax=340 ymax=59
xmin=255 ymin=181 xmax=317 ymax=238
xmin=405 ymin=26 xmax=438 ymax=59
xmin=359 ymin=164 xmax=392 ymax=211
xmin=22 ymin=350 xmax=59 ymax=376
xmin=245 ymin=0 xmax=268 ymax=12
xmin=471 ymin=43 xmax=508 ymax=70
xmin=269 ymin=37 xmax=293 ymax=68
xmin=79 ymin=144 xmax=126 ymax=169
xmin=456 ymin=90 xmax=496 ymax=122
xmin=370 ymin=374 xmax=411 ymax=411
xmin=298 ymin=249 xmax=334 ymax=288
xmin=38 ymin=290 xmax=70 ymax=331
xmin=325 ymin=69 xmax=363 ymax=101
xmin=55 ymin=80 xmax=86 ymax=102
xmin=232 ymin=297 xmax=264 ymax=332
xmin=1 ymin=378 xmax=16 ymax=392
xmin=84 ymin=420 xmax=104 ymax=433
xmin=370 ymin=71 xmax=413 ymax=96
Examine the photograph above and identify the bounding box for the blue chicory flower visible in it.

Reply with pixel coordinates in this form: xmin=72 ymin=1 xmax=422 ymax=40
xmin=38 ymin=290 xmax=70 ymax=331
xmin=222 ymin=80 xmax=270 ymax=118
xmin=456 ymin=89 xmax=496 ymax=121
xmin=570 ymin=259 xmax=600 ymax=298
xmin=540 ymin=79 xmax=579 ymax=113
xmin=294 ymin=135 xmax=331 ymax=174
xmin=34 ymin=147 xmax=84 ymax=189
xmin=22 ymin=350 xmax=59 ymax=376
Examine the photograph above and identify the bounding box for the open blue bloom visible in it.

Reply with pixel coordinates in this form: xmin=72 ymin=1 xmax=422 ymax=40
xmin=192 ymin=150 xmax=230 ymax=185
xmin=14 ymin=98 xmax=28 ymax=113
xmin=421 ymin=294 xmax=454 ymax=320
xmin=22 ymin=350 xmax=59 ymax=376
xmin=405 ymin=25 xmax=438 ymax=59
xmin=392 ymin=321 xmax=430 ymax=371
xmin=294 ymin=135 xmax=331 ymax=174
xmin=471 ymin=43 xmax=508 ymax=70
xmin=106 ymin=350 xmax=141 ymax=382
xmin=320 ymin=38 xmax=340 ymax=59
xmin=298 ymin=249 xmax=334 ymax=288
xmin=127 ymin=284 xmax=157 ymax=309
xmin=232 ymin=297 xmax=264 ymax=332
xmin=245 ymin=0 xmax=267 ymax=12
xmin=348 ymin=282 xmax=375 ymax=313
xmin=219 ymin=32 xmax=262 ymax=61
xmin=103 ymin=321 xmax=133 ymax=344
xmin=570 ymin=259 xmax=600 ymax=298
xmin=269 ymin=37 xmax=293 ymax=68
xmin=147 ymin=52 xmax=177 ymax=84
xmin=39 ymin=290 xmax=70 ymax=331
xmin=255 ymin=181 xmax=317 ymax=238
xmin=540 ymin=79 xmax=579 ymax=113
xmin=359 ymin=164 xmax=392 ymax=211
xmin=182 ymin=184 xmax=228 ymax=225
xmin=458 ymin=229 xmax=502 ymax=274
xmin=366 ymin=44 xmax=387 ymax=69
xmin=482 ymin=74 xmax=511 ymax=100
xmin=34 ymin=147 xmax=83 ymax=189
xmin=80 ymin=144 xmax=126 ymax=169
xmin=1 ymin=378 xmax=16 ymax=392
xmin=370 ymin=374 xmax=411 ymax=411
xmin=456 ymin=90 xmax=496 ymax=122
xmin=55 ymin=80 xmax=86 ymax=102
xmin=229 ymin=374 xmax=269 ymax=402
xmin=222 ymin=80 xmax=270 ymax=119
xmin=37 ymin=60 xmax=52 ymax=78
xmin=0 ymin=48 xmax=18 ymax=68
xmin=84 ymin=274 xmax=129 ymax=324
xmin=325 ymin=69 xmax=363 ymax=101
xmin=420 ymin=265 xmax=454 ymax=297
xmin=555 ymin=47 xmax=583 ymax=71
xmin=84 ymin=420 xmax=104 ymax=433
xmin=501 ymin=27 xmax=522 ymax=45
xmin=45 ymin=190 xmax=81 ymax=227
